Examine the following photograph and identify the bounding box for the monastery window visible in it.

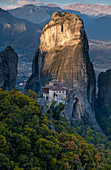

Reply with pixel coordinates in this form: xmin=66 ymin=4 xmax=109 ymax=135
xmin=61 ymin=25 xmax=63 ymax=32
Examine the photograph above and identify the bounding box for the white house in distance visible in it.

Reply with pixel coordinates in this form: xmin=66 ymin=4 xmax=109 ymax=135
xmin=42 ymin=81 xmax=67 ymax=104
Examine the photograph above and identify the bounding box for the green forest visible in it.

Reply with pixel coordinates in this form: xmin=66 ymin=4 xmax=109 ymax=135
xmin=0 ymin=89 xmax=111 ymax=169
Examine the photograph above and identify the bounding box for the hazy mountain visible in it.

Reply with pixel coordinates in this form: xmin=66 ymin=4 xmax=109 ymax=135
xmin=84 ymin=15 xmax=111 ymax=75
xmin=8 ymin=4 xmax=96 ymax=27
xmin=89 ymin=40 xmax=111 ymax=75
xmin=89 ymin=41 xmax=111 ymax=63
xmin=8 ymin=4 xmax=62 ymax=25
xmin=86 ymin=15 xmax=111 ymax=41
xmin=63 ymin=3 xmax=111 ymax=16
xmin=45 ymin=3 xmax=60 ymax=7
xmin=0 ymin=8 xmax=42 ymax=60
xmin=8 ymin=4 xmax=111 ymax=41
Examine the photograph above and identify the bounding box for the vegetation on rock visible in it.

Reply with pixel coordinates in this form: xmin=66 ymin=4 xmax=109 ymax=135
xmin=96 ymin=106 xmax=111 ymax=140
xmin=0 ymin=89 xmax=111 ymax=169
xmin=24 ymin=89 xmax=39 ymax=100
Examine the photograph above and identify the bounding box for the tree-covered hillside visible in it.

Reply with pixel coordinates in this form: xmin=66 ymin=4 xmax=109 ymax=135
xmin=0 ymin=89 xmax=111 ymax=169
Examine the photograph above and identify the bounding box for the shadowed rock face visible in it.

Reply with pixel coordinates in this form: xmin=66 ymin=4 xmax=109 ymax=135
xmin=25 ymin=12 xmax=102 ymax=132
xmin=0 ymin=46 xmax=18 ymax=90
xmin=98 ymin=69 xmax=111 ymax=118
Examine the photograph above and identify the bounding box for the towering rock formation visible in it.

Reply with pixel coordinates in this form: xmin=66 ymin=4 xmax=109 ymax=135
xmin=25 ymin=12 xmax=102 ymax=132
xmin=98 ymin=69 xmax=111 ymax=118
xmin=0 ymin=46 xmax=18 ymax=90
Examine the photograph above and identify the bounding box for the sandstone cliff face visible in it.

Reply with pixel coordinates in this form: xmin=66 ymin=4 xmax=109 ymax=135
xmin=25 ymin=12 xmax=102 ymax=132
xmin=0 ymin=46 xmax=18 ymax=90
xmin=98 ymin=69 xmax=111 ymax=118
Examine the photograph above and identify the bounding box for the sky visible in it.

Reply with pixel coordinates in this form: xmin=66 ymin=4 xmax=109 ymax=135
xmin=1 ymin=0 xmax=111 ymax=10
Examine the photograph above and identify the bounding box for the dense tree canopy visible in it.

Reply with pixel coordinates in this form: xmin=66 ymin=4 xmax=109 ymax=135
xmin=0 ymin=89 xmax=111 ymax=169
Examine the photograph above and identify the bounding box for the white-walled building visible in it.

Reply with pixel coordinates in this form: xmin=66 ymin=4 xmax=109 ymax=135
xmin=42 ymin=81 xmax=67 ymax=104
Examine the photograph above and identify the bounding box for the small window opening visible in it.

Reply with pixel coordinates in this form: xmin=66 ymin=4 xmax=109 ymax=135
xmin=61 ymin=25 xmax=63 ymax=32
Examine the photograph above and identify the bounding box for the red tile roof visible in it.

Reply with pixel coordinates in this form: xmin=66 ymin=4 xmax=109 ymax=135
xmin=42 ymin=81 xmax=67 ymax=93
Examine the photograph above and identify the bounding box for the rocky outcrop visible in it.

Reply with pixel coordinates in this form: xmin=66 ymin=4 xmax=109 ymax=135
xmin=25 ymin=12 xmax=102 ymax=132
xmin=0 ymin=46 xmax=18 ymax=90
xmin=98 ymin=69 xmax=111 ymax=118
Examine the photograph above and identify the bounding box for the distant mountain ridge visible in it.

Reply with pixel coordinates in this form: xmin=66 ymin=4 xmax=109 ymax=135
xmin=8 ymin=5 xmax=62 ymax=25
xmin=63 ymin=3 xmax=111 ymax=16
xmin=86 ymin=15 xmax=111 ymax=41
xmin=45 ymin=3 xmax=60 ymax=7
xmin=0 ymin=8 xmax=42 ymax=60
xmin=8 ymin=4 xmax=96 ymax=26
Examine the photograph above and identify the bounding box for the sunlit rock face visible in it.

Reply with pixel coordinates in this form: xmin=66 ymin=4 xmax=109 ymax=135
xmin=98 ymin=69 xmax=111 ymax=119
xmin=25 ymin=12 xmax=102 ymax=132
xmin=0 ymin=46 xmax=18 ymax=90
xmin=40 ymin=12 xmax=84 ymax=52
